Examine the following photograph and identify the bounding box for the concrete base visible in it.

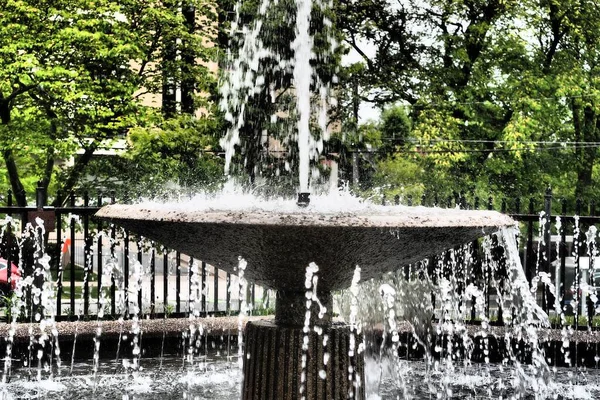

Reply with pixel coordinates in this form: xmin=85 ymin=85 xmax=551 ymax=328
xmin=243 ymin=320 xmax=364 ymax=400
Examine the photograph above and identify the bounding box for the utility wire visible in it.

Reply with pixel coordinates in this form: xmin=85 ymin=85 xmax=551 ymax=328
xmin=387 ymin=138 xmax=600 ymax=145
xmin=384 ymin=92 xmax=600 ymax=111
xmin=198 ymin=142 xmax=600 ymax=156
xmin=402 ymin=144 xmax=600 ymax=154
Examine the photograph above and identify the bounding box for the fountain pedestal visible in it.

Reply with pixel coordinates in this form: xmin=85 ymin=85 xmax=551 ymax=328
xmin=243 ymin=320 xmax=363 ymax=400
xmin=242 ymin=290 xmax=363 ymax=399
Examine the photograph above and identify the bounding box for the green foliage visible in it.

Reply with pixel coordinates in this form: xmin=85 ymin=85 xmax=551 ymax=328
xmin=380 ymin=106 xmax=412 ymax=150
xmin=127 ymin=115 xmax=225 ymax=193
xmin=372 ymin=156 xmax=425 ymax=203
xmin=0 ymin=0 xmax=219 ymax=205
xmin=548 ymin=315 xmax=600 ymax=328
xmin=79 ymin=114 xmax=225 ymax=198
xmin=164 ymin=303 xmax=175 ymax=317
xmin=335 ymin=0 xmax=600 ymax=203
xmin=0 ymin=292 xmax=17 ymax=320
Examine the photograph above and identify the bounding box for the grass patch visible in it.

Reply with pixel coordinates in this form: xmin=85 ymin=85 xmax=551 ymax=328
xmin=549 ymin=315 xmax=600 ymax=327
xmin=51 ymin=263 xmax=97 ymax=283
xmin=60 ymin=285 xmax=99 ymax=300
xmin=51 ymin=264 xmax=99 ymax=300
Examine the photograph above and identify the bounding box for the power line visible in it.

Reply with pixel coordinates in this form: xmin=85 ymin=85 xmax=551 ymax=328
xmin=398 ymin=138 xmax=600 ymax=145
xmin=388 ymin=93 xmax=600 ymax=111
xmin=204 ymin=143 xmax=600 ymax=156
xmin=402 ymin=144 xmax=600 ymax=154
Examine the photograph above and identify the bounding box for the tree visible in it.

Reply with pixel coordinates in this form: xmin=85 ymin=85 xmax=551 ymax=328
xmin=335 ymin=0 xmax=600 ymax=202
xmin=379 ymin=106 xmax=412 ymax=154
xmin=0 ymin=0 xmax=217 ymax=206
xmin=78 ymin=115 xmax=224 ymax=198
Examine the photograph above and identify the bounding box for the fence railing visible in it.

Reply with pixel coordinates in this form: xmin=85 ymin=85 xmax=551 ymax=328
xmin=1 ymin=186 xmax=599 ymax=328
xmin=0 ymin=188 xmax=272 ymax=322
xmin=389 ymin=188 xmax=600 ymax=328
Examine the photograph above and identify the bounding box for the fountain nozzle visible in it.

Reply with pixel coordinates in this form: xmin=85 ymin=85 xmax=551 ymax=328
xmin=297 ymin=192 xmax=310 ymax=208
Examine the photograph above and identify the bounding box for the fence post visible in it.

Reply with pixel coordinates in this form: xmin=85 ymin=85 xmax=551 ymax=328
xmin=110 ymin=192 xmax=116 ymax=316
xmin=226 ymin=272 xmax=231 ymax=314
xmin=560 ymin=199 xmax=567 ymax=312
xmin=123 ymin=226 xmax=130 ymax=317
xmin=176 ymin=251 xmax=181 ymax=314
xmin=150 ymin=244 xmax=155 ymax=317
xmin=5 ymin=218 xmax=12 ymax=323
xmin=525 ymin=199 xmax=535 ymax=285
xmin=96 ymin=193 xmax=103 ymax=316
xmin=201 ymin=261 xmax=207 ymax=314
xmin=55 ymin=191 xmax=63 ymax=319
xmin=543 ymin=187 xmax=553 ymax=313
xmin=69 ymin=192 xmax=76 ymax=317
xmin=213 ymin=265 xmax=219 ymax=312
xmin=137 ymin=238 xmax=143 ymax=314
xmin=36 ymin=181 xmax=46 ymax=209
xmin=163 ymin=248 xmax=169 ymax=315
xmin=83 ymin=191 xmax=90 ymax=317
xmin=5 ymin=190 xmax=12 ymax=318
xmin=575 ymin=199 xmax=582 ymax=326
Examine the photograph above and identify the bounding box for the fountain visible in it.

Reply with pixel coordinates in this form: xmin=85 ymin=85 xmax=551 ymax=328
xmin=0 ymin=0 xmax=598 ymax=399
xmin=94 ymin=0 xmax=520 ymax=398
xmin=96 ymin=195 xmax=514 ymax=400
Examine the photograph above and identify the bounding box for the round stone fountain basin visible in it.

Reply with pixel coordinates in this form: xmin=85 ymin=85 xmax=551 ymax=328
xmin=96 ymin=204 xmax=514 ymax=293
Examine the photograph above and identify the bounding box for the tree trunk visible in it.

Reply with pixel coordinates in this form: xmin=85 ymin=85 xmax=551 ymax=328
xmin=52 ymin=143 xmax=98 ymax=207
xmin=181 ymin=3 xmax=196 ymax=114
xmin=3 ymin=149 xmax=27 ymax=206
xmin=30 ymin=91 xmax=58 ymax=199
xmin=575 ymin=104 xmax=597 ymax=199
xmin=0 ymin=101 xmax=27 ymax=206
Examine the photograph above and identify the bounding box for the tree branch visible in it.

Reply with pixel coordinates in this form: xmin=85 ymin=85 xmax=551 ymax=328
xmin=52 ymin=141 xmax=100 ymax=206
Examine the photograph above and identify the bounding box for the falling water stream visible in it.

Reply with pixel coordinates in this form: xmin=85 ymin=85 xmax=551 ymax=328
xmin=0 ymin=0 xmax=599 ymax=398
xmin=220 ymin=0 xmax=334 ymax=191
xmin=0 ymin=206 xmax=599 ymax=399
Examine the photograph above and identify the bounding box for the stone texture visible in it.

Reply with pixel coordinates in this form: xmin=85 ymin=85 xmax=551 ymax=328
xmin=243 ymin=320 xmax=364 ymax=400
xmin=96 ymin=205 xmax=514 ymax=293
xmin=0 ymin=316 xmax=268 ymax=342
xmin=275 ymin=291 xmax=333 ymax=326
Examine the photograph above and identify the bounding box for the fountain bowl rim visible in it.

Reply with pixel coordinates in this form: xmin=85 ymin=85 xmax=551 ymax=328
xmin=95 ymin=203 xmax=515 ymax=229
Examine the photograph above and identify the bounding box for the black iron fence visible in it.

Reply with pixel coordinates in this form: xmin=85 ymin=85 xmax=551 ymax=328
xmin=1 ymin=185 xmax=600 ymax=327
xmin=0 ymin=187 xmax=270 ymax=322
xmin=389 ymin=188 xmax=600 ymax=328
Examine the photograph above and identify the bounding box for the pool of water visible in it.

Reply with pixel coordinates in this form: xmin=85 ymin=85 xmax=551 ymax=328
xmin=1 ymin=356 xmax=599 ymax=399
xmin=0 ymin=357 xmax=240 ymax=400
xmin=369 ymin=358 xmax=600 ymax=400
